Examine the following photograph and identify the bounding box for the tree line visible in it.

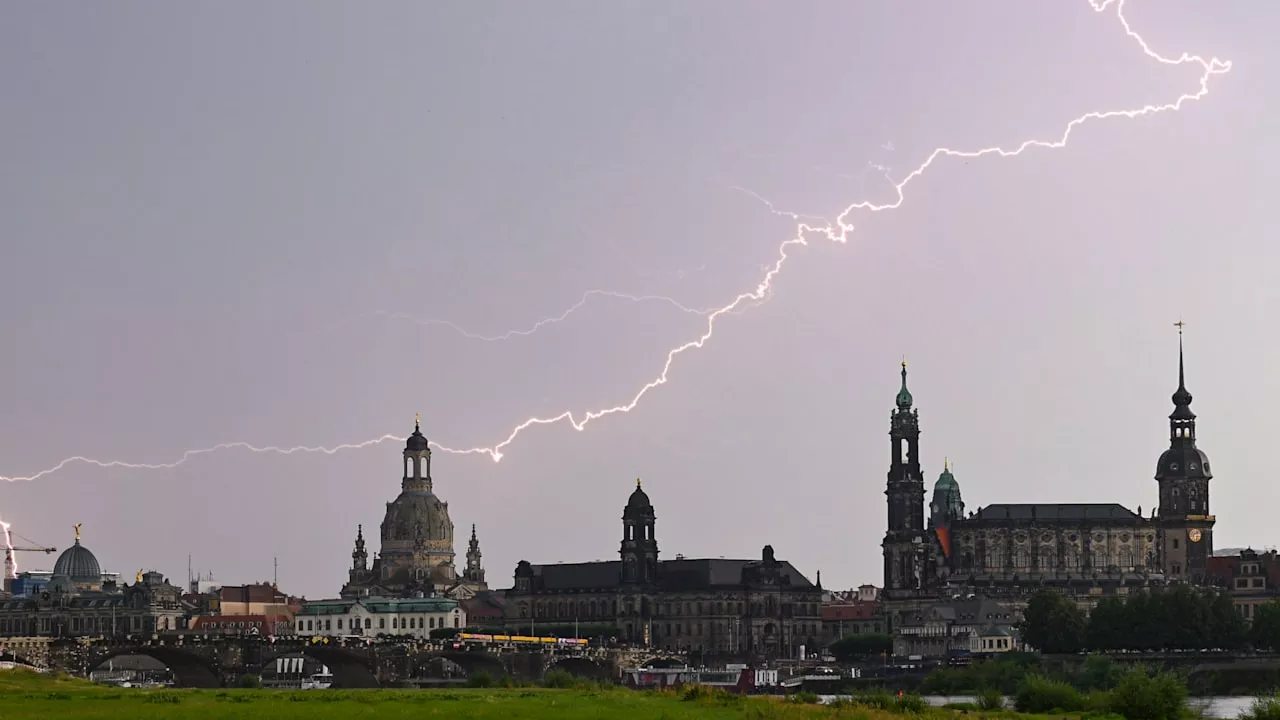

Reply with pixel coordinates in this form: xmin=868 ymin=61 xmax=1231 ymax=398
xmin=1021 ymin=586 xmax=1255 ymax=653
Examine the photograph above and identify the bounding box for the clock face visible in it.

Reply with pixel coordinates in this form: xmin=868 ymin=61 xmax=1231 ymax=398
xmin=1188 ymin=528 xmax=1203 ymax=543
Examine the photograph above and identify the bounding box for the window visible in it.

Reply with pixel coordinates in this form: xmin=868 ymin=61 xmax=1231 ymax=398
xmin=380 ymin=618 xmax=386 ymax=629
xmin=337 ymin=619 xmax=343 ymax=630
xmin=365 ymin=618 xmax=372 ymax=629
xmin=1173 ymin=538 xmax=1180 ymax=550
xmin=454 ymin=615 xmax=460 ymax=628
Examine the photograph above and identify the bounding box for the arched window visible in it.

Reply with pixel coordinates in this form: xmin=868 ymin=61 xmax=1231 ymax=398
xmin=1118 ymin=548 xmax=1134 ymax=568
xmin=1038 ymin=547 xmax=1055 ymax=571
xmin=1013 ymin=550 xmax=1030 ymax=570
xmin=1064 ymin=549 xmax=1080 ymax=568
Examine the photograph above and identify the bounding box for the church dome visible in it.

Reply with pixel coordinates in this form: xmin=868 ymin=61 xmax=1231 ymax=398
xmin=895 ymin=361 xmax=913 ymax=409
xmin=1156 ymin=447 xmax=1212 ymax=480
xmin=624 ymin=479 xmax=653 ymax=519
xmin=381 ymin=489 xmax=454 ymax=546
xmin=53 ymin=540 xmax=101 ymax=580
xmin=405 ymin=420 xmax=429 ymax=452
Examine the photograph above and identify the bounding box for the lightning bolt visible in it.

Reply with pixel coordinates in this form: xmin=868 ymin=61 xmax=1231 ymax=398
xmin=0 ymin=0 xmax=1232 ymax=482
xmin=1 ymin=520 xmax=14 ymax=579
xmin=365 ymin=289 xmax=723 ymax=343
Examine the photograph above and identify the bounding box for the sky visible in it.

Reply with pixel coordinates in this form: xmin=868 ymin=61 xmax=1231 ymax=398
xmin=0 ymin=1 xmax=1273 ymax=599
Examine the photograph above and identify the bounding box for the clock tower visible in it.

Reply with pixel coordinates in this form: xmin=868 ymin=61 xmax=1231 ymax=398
xmin=1155 ymin=322 xmax=1214 ymax=583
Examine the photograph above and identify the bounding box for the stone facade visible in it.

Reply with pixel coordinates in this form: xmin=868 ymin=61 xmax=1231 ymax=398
xmin=341 ymin=419 xmax=487 ymax=600
xmin=882 ymin=332 xmax=1217 ymax=616
xmin=503 ymin=480 xmax=823 ymax=660
xmin=297 ymin=597 xmax=465 ymax=638
xmin=0 ymin=570 xmax=186 ymax=639
xmin=892 ymin=596 xmax=1022 ymax=659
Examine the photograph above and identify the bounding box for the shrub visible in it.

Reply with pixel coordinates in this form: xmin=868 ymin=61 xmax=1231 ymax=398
xmin=543 ymin=669 xmax=576 ymax=689
xmin=854 ymin=690 xmax=896 ymax=710
xmin=893 ymin=693 xmax=927 ymax=714
xmin=1105 ymin=669 xmax=1187 ymax=720
xmin=236 ymin=673 xmax=261 ymax=688
xmin=1014 ymin=674 xmax=1086 ymax=713
xmin=785 ymin=691 xmax=820 ymax=704
xmin=465 ymin=671 xmax=495 ymax=688
xmin=978 ymin=687 xmax=1004 ymax=710
xmin=1240 ymin=696 xmax=1280 ymax=720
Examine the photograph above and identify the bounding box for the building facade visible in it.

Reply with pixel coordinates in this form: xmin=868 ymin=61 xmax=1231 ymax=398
xmin=883 ymin=331 xmax=1216 ymax=611
xmin=0 ymin=532 xmax=186 ymax=639
xmin=297 ymin=597 xmax=464 ymax=638
xmin=341 ymin=419 xmax=488 ymax=600
xmin=503 ymin=480 xmax=823 ymax=659
xmin=892 ymin=596 xmax=1022 ymax=659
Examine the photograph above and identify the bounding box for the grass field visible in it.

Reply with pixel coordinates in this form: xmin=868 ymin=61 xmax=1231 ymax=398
xmin=0 ymin=668 xmax=1045 ymax=720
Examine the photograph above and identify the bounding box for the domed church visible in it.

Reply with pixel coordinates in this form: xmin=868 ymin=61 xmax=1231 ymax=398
xmin=340 ymin=417 xmax=488 ymax=600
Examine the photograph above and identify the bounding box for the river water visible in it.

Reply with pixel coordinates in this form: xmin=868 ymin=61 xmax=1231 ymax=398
xmin=922 ymin=696 xmax=1258 ymax=719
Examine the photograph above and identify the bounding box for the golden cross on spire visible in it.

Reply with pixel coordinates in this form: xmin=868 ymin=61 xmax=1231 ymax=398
xmin=901 ymin=355 xmax=907 ymax=369
xmin=1174 ymin=319 xmax=1186 ymax=335
xmin=73 ymin=523 xmax=81 ymax=543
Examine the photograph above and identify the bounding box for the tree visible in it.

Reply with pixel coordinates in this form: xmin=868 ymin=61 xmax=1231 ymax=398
xmin=1251 ymin=601 xmax=1280 ymax=651
xmin=1206 ymin=590 xmax=1247 ymax=650
xmin=828 ymin=633 xmax=892 ymax=662
xmin=1020 ymin=590 xmax=1085 ymax=654
xmin=1086 ymin=598 xmax=1127 ymax=651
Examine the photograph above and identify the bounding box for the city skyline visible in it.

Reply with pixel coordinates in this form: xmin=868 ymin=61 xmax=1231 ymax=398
xmin=1 ymin=1 xmax=1270 ymax=599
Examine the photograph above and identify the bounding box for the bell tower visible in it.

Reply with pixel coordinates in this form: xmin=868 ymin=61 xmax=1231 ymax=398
xmin=620 ymin=478 xmax=658 ymax=586
xmin=404 ymin=413 xmax=432 ymax=492
xmin=1155 ymin=322 xmax=1214 ymax=583
xmin=883 ymin=360 xmax=928 ymax=597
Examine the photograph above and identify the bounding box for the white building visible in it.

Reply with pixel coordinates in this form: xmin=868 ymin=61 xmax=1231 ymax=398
xmin=296 ymin=597 xmax=465 ymax=638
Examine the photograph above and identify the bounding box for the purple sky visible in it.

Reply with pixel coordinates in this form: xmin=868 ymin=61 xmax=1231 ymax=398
xmin=0 ymin=1 xmax=1268 ymax=599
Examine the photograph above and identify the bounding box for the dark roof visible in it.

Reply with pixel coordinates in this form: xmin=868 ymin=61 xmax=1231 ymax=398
xmin=523 ymin=558 xmax=816 ymax=592
xmin=53 ymin=541 xmax=101 ymax=580
xmin=969 ymin=503 xmax=1140 ymax=522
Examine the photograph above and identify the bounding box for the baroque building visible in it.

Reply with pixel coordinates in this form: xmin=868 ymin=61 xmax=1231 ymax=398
xmin=503 ymin=480 xmax=823 ymax=659
xmin=341 ymin=418 xmax=488 ymax=600
xmin=0 ymin=527 xmax=187 ymax=639
xmin=883 ymin=328 xmax=1216 ymax=608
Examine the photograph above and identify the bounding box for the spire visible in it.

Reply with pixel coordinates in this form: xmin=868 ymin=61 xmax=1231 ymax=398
xmin=469 ymin=523 xmax=479 ymax=551
xmin=816 ymin=569 xmax=823 ymax=590
xmin=1171 ymin=321 xmax=1195 ymax=419
xmin=896 ymin=357 xmax=913 ymax=409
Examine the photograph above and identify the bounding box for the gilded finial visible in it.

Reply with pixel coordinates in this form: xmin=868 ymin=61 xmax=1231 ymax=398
xmin=636 ymin=477 xmax=642 ymax=488
xmin=945 ymin=457 xmax=951 ymax=471
xmin=1174 ymin=319 xmax=1185 ymax=336
xmin=136 ymin=569 xmax=143 ymax=583
xmin=414 ymin=411 xmax=421 ymax=429
xmin=73 ymin=523 xmax=81 ymax=543
xmin=901 ymin=355 xmax=907 ymax=369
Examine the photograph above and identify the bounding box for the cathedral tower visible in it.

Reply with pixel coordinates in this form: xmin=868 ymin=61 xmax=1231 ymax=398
xmin=883 ymin=360 xmax=928 ymax=597
xmin=620 ymin=478 xmax=658 ymax=586
xmin=1155 ymin=323 xmax=1214 ymax=583
xmin=464 ymin=524 xmax=485 ymax=584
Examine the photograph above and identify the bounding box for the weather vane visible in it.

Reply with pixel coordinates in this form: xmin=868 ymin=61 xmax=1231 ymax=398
xmin=1174 ymin=319 xmax=1186 ymax=335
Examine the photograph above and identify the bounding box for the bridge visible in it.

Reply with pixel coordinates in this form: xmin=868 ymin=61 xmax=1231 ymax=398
xmin=29 ymin=635 xmax=670 ymax=688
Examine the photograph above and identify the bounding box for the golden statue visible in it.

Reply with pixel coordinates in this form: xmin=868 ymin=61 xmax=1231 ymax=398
xmin=415 ymin=411 xmax=422 ymax=427
xmin=136 ymin=569 xmax=143 ymax=583
xmin=73 ymin=523 xmax=82 ymax=543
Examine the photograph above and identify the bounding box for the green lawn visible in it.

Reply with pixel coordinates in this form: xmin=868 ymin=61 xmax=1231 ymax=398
xmin=0 ymin=670 xmax=830 ymax=719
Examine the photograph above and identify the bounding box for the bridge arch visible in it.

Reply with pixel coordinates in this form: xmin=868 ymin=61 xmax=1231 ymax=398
xmin=261 ymin=646 xmax=379 ymax=689
xmin=545 ymin=655 xmax=613 ymax=681
xmin=87 ymin=648 xmax=220 ymax=688
xmin=422 ymin=650 xmax=509 ymax=680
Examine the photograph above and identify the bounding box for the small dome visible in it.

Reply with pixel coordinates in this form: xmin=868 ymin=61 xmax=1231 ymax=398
xmin=53 ymin=540 xmax=102 ymax=580
xmin=934 ymin=467 xmax=959 ymax=492
xmin=624 ymin=479 xmax=654 ymax=519
xmin=405 ymin=420 xmax=429 ymax=452
xmin=1156 ymin=447 xmax=1212 ymax=480
xmin=895 ymin=362 xmax=913 ymax=409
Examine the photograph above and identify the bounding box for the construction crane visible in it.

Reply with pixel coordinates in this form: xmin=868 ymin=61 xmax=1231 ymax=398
xmin=3 ymin=527 xmax=56 ymax=580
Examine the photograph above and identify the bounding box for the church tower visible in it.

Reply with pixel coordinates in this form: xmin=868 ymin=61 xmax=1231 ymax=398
xmin=403 ymin=413 xmax=432 ymax=492
xmin=620 ymin=478 xmax=658 ymax=586
xmin=883 ymin=360 xmax=928 ymax=597
xmin=1155 ymin=323 xmax=1215 ymax=583
xmin=351 ymin=524 xmax=367 ymax=572
xmin=464 ymin=524 xmax=486 ymax=585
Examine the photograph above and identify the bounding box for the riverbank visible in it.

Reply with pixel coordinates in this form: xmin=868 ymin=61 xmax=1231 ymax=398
xmin=1 ymin=667 xmax=1258 ymax=720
